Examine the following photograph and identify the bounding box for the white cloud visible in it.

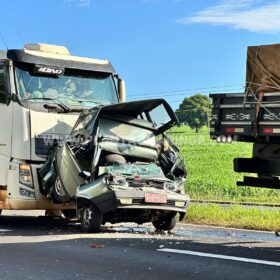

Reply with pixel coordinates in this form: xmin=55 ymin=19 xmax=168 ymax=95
xmin=177 ymin=0 xmax=280 ymax=33
xmin=65 ymin=0 xmax=91 ymax=8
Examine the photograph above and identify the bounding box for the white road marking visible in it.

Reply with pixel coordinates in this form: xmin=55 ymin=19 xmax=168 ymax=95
xmin=157 ymin=248 xmax=280 ymax=267
xmin=0 ymin=229 xmax=12 ymax=232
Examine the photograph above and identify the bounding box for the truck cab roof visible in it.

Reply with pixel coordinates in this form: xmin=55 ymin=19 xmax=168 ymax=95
xmin=0 ymin=43 xmax=116 ymax=73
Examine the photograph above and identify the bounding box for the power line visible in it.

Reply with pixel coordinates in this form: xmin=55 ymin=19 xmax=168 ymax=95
xmin=129 ymin=87 xmax=245 ymax=101
xmin=129 ymin=83 xmax=244 ymax=97
xmin=10 ymin=17 xmax=26 ymax=46
xmin=0 ymin=31 xmax=8 ymax=50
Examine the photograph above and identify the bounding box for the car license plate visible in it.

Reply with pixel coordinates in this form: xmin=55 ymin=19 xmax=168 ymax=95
xmin=144 ymin=193 xmax=167 ymax=203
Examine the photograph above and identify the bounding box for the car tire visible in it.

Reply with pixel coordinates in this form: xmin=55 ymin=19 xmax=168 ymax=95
xmin=53 ymin=176 xmax=68 ymax=203
xmin=152 ymin=212 xmax=177 ymax=231
xmin=62 ymin=209 xmax=77 ymax=220
xmin=80 ymin=204 xmax=103 ymax=233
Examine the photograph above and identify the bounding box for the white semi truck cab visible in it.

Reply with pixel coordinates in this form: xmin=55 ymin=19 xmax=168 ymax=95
xmin=0 ymin=43 xmax=125 ymax=212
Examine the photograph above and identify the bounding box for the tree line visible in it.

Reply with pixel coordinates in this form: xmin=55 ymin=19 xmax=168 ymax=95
xmin=175 ymin=94 xmax=210 ymax=133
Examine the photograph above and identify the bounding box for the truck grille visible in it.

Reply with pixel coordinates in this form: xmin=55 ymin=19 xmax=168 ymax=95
xmin=35 ymin=137 xmax=63 ymax=158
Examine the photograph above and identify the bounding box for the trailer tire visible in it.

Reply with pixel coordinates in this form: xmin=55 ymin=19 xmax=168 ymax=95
xmin=152 ymin=212 xmax=177 ymax=231
xmin=80 ymin=204 xmax=103 ymax=233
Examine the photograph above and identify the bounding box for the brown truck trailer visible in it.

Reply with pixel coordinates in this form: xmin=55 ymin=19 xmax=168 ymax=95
xmin=210 ymin=43 xmax=280 ymax=189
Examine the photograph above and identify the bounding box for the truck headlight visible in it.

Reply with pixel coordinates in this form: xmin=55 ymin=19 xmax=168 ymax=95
xmin=19 ymin=187 xmax=35 ymax=198
xmin=19 ymin=164 xmax=33 ymax=188
xmin=164 ymin=182 xmax=178 ymax=192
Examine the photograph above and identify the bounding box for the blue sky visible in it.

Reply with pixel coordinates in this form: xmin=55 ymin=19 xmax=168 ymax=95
xmin=1 ymin=0 xmax=280 ymax=109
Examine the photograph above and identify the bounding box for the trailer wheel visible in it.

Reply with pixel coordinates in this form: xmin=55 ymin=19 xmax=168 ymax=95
xmin=152 ymin=212 xmax=177 ymax=231
xmin=80 ymin=204 xmax=103 ymax=233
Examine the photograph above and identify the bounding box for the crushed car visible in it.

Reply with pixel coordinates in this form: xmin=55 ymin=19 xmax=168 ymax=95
xmin=39 ymin=99 xmax=190 ymax=232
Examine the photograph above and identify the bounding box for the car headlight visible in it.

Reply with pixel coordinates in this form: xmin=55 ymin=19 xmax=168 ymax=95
xmin=175 ymin=201 xmax=186 ymax=207
xmin=119 ymin=198 xmax=133 ymax=205
xmin=163 ymin=181 xmax=178 ymax=192
xmin=107 ymin=175 xmax=128 ymax=187
xmin=19 ymin=164 xmax=33 ymax=188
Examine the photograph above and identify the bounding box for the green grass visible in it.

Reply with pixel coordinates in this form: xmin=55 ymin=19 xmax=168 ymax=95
xmin=185 ymin=204 xmax=280 ymax=232
xmin=168 ymin=125 xmax=280 ymax=204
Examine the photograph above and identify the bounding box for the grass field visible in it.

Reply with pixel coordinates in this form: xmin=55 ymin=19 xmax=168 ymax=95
xmin=187 ymin=204 xmax=280 ymax=231
xmin=167 ymin=125 xmax=280 ymax=204
xmin=167 ymin=126 xmax=280 ymax=230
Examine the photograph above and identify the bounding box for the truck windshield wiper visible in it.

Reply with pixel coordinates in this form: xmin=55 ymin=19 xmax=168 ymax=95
xmin=22 ymin=97 xmax=70 ymax=113
xmin=76 ymin=99 xmax=105 ymax=105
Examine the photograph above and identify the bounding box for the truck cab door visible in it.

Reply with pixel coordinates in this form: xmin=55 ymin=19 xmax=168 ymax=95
xmin=0 ymin=61 xmax=13 ymax=186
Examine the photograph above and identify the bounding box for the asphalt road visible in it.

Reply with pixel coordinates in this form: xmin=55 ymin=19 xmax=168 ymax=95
xmin=0 ymin=211 xmax=280 ymax=280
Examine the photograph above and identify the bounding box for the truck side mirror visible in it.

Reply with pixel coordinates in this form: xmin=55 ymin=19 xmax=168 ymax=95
xmin=118 ymin=79 xmax=126 ymax=103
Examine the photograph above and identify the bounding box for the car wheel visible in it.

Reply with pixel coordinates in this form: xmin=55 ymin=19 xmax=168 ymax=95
xmin=152 ymin=212 xmax=177 ymax=231
xmin=80 ymin=204 xmax=103 ymax=233
xmin=62 ymin=209 xmax=77 ymax=220
xmin=53 ymin=177 xmax=67 ymax=203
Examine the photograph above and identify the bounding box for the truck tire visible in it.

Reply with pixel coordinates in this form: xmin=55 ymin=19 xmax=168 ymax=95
xmin=80 ymin=204 xmax=103 ymax=233
xmin=152 ymin=212 xmax=177 ymax=231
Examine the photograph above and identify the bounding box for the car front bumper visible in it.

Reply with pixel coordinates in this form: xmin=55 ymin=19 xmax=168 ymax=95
xmin=86 ymin=186 xmax=190 ymax=214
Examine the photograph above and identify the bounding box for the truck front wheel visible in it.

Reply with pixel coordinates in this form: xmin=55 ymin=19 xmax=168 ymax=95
xmin=152 ymin=212 xmax=177 ymax=231
xmin=80 ymin=204 xmax=103 ymax=233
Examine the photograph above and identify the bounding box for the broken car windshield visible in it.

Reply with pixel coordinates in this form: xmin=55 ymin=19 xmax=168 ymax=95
xmin=15 ymin=63 xmax=118 ymax=108
xmin=105 ymin=163 xmax=164 ymax=177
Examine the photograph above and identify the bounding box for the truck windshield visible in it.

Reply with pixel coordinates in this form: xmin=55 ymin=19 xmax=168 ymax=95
xmin=14 ymin=63 xmax=118 ymax=108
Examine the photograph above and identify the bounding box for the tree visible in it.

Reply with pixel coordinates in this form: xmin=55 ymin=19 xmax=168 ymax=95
xmin=176 ymin=94 xmax=210 ymax=133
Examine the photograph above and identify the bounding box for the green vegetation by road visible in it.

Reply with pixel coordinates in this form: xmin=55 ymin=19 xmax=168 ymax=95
xmin=168 ymin=125 xmax=280 ymax=231
xmin=168 ymin=125 xmax=280 ymax=204
xmin=186 ymin=204 xmax=280 ymax=232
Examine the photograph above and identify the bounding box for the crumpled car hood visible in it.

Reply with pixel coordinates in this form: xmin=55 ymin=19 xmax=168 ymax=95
xmin=72 ymin=99 xmax=178 ymax=135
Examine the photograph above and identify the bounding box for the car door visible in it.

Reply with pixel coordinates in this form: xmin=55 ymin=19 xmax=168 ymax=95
xmin=163 ymin=134 xmax=187 ymax=179
xmin=54 ymin=142 xmax=85 ymax=200
xmin=55 ymin=112 xmax=96 ymax=200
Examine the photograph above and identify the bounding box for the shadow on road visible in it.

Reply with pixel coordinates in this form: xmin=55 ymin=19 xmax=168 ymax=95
xmin=0 ymin=214 xmax=280 ymax=263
